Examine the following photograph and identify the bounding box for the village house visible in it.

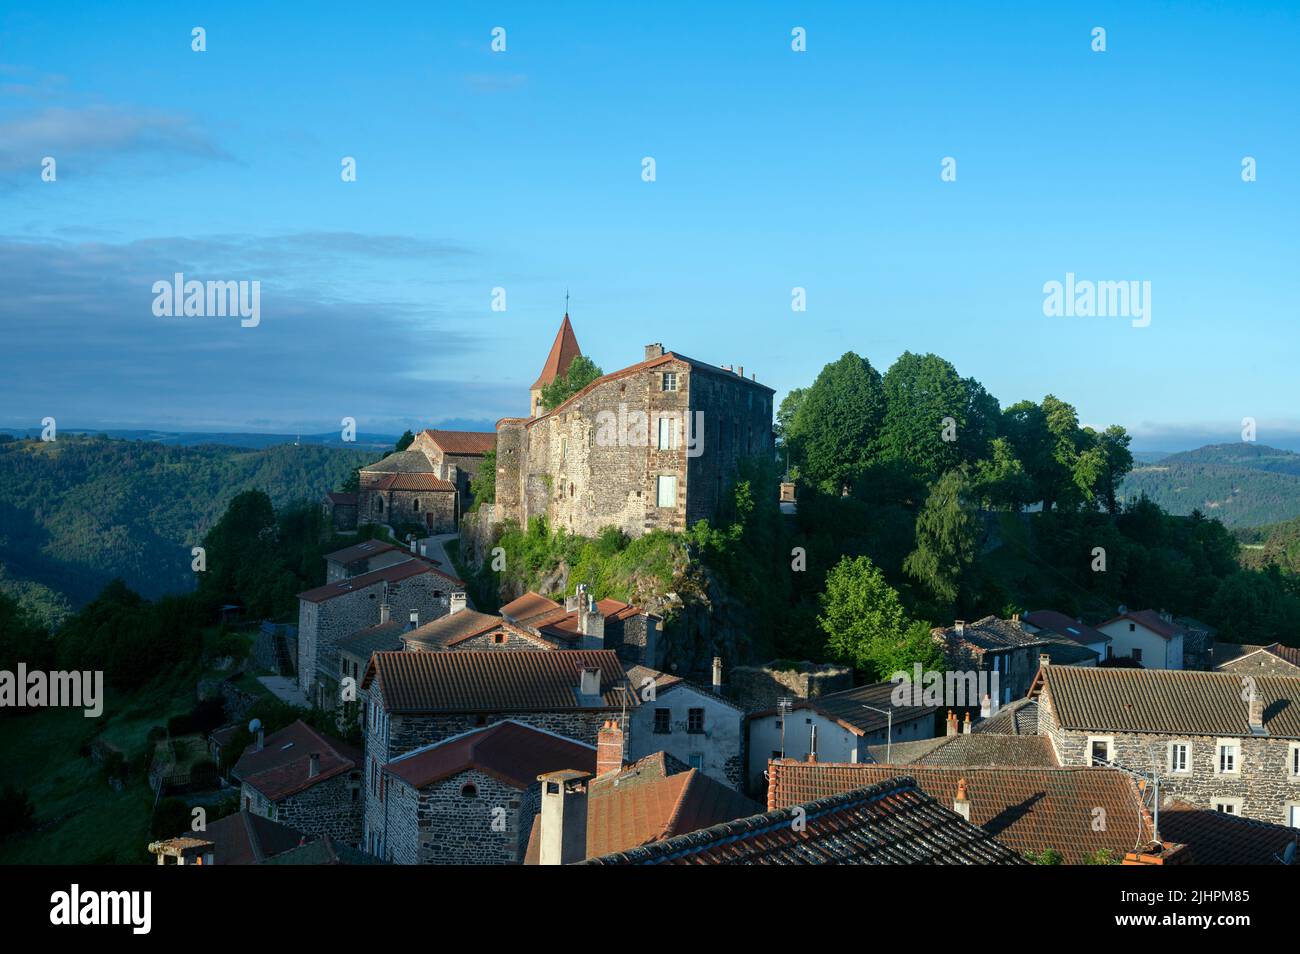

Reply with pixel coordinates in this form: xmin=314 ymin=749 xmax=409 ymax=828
xmin=1032 ymin=661 xmax=1300 ymax=827
xmin=232 ymin=720 xmax=364 ymax=847
xmin=1097 ymin=608 xmax=1185 ymax=669
xmin=495 ymin=316 xmax=775 ymax=539
xmin=378 ymin=720 xmax=599 ymax=865
xmin=296 ymin=559 xmax=465 ymax=707
xmin=351 ymin=429 xmax=496 ymax=533
xmin=625 ymin=661 xmax=745 ymax=789
xmin=322 ymin=491 xmax=358 ymax=532
xmin=1021 ymin=610 xmax=1112 ymax=661
xmin=581 ymin=775 xmax=1025 ymax=865
xmin=323 ymin=539 xmax=417 ymax=582
xmin=745 ymin=682 xmax=938 ymax=793
xmin=933 ymin=615 xmax=1098 ymax=707
xmin=150 ymin=810 xmax=381 ymax=865
xmin=524 ymin=742 xmax=760 ymax=864
xmin=1215 ymin=642 xmax=1300 ymax=678
xmin=359 ymin=648 xmax=636 ymax=858
xmin=500 ymin=587 xmax=664 ymax=667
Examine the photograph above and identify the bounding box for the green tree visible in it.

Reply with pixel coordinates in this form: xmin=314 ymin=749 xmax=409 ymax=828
xmin=469 ymin=448 xmax=496 ymax=509
xmin=539 ymin=355 xmax=603 ymax=411
xmin=394 ymin=430 xmax=415 ymax=452
xmin=786 ymin=353 xmax=886 ymax=495
xmin=904 ymin=468 xmax=978 ymax=604
xmin=972 ymin=437 xmax=1035 ymax=510
xmin=879 ymin=352 xmax=981 ymax=483
xmin=818 ymin=556 xmax=940 ymax=680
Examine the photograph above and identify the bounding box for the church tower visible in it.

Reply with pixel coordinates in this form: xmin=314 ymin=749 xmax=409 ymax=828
xmin=529 ymin=313 xmax=581 ymax=416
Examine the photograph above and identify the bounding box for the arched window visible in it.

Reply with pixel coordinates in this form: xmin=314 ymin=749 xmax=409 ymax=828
xmin=412 ymin=498 xmax=421 ymax=511
xmin=461 ymin=783 xmax=478 ymax=798
xmin=375 ymin=497 xmax=384 ymax=514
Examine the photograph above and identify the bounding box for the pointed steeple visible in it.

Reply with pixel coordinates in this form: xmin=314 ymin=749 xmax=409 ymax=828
xmin=530 ymin=313 xmax=581 ymax=415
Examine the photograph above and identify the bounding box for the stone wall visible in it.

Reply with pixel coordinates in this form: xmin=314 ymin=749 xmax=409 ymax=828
xmin=242 ymin=771 xmax=364 ymax=847
xmin=727 ymin=661 xmax=854 ymax=712
xmin=1218 ymin=652 xmax=1300 ymax=679
xmin=385 ymin=768 xmax=534 ymax=865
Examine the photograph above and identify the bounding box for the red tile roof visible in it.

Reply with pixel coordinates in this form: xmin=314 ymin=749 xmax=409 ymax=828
xmin=1159 ymin=798 xmax=1300 ymax=864
xmin=385 ymin=720 xmax=596 ymax=790
xmin=499 ymin=591 xmax=649 ymax=645
xmin=367 ymin=473 xmax=457 ymax=493
xmin=200 ymin=811 xmax=308 ymax=865
xmin=233 ymin=720 xmax=361 ymax=802
xmin=297 ymin=559 xmax=461 ymax=603
xmin=420 ymin=429 xmax=497 ymax=456
xmin=530 ymin=314 xmax=582 ymax=390
xmin=362 ymin=649 xmax=637 ymax=713
xmin=766 ymin=760 xmax=1151 ymax=865
xmin=1102 ymin=609 xmax=1180 ymax=640
xmin=583 ymin=775 xmax=1026 ymax=865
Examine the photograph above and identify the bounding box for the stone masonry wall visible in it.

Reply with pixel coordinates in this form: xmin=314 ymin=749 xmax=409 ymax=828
xmin=241 ymin=771 xmax=363 ymax=847
xmin=386 ymin=768 xmax=534 ymax=865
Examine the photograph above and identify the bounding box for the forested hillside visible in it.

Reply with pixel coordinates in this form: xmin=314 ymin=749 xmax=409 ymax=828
xmin=1119 ymin=443 xmax=1300 ymax=528
xmin=0 ymin=435 xmax=370 ymax=619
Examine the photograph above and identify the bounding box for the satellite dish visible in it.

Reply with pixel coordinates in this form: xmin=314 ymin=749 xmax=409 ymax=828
xmin=248 ymin=718 xmax=262 ymax=733
xmin=1284 ymin=842 xmax=1296 ymax=865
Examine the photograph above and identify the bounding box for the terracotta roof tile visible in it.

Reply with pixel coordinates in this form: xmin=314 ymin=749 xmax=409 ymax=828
xmin=530 ymin=314 xmax=582 ymax=390
xmin=368 ymin=473 xmax=457 ymax=493
xmin=1101 ymin=609 xmax=1180 ymax=640
xmin=420 ymin=429 xmax=496 ymax=455
xmin=297 ymin=559 xmax=462 ymax=603
xmin=232 ymin=721 xmax=360 ymax=801
xmin=386 ymin=720 xmax=596 ymax=790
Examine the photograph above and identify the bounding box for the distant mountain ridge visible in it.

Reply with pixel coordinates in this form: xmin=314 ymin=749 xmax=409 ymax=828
xmin=1120 ymin=443 xmax=1300 ymax=528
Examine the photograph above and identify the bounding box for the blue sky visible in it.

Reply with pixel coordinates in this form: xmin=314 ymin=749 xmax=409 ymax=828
xmin=1 ymin=1 xmax=1297 ymax=449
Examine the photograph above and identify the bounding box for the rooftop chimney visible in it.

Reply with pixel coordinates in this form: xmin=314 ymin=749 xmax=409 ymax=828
xmin=537 ymin=770 xmax=592 ymax=865
xmin=953 ymin=778 xmax=971 ymax=821
xmin=644 ymin=343 xmax=664 ymax=360
xmin=962 ymin=712 xmax=972 ymax=735
xmin=379 ymin=600 xmax=391 ymax=625
xmin=1011 ymin=612 xmax=1021 ymax=623
xmin=1248 ymin=691 xmax=1265 ymax=734
xmin=981 ymin=693 xmax=995 ymax=720
xmin=578 ymin=666 xmax=601 ymax=698
xmin=954 ymin=620 xmax=966 ymax=636
xmin=577 ymin=588 xmax=605 ymax=649
xmin=449 ymin=592 xmax=467 ymax=616
xmin=308 ymin=752 xmax=320 ymax=779
xmin=946 ymin=710 xmax=958 ymax=737
xmin=408 ymin=610 xmax=419 ymax=631
xmin=596 ymin=720 xmax=624 ymax=777
xmin=737 ymin=365 xmax=744 ymax=378
xmin=255 ymin=727 xmax=265 ymax=752
xmin=808 ymin=723 xmax=817 ymax=762
xmin=1039 ymin=652 xmax=1051 ymax=670
xmin=711 ymin=656 xmax=723 ymax=694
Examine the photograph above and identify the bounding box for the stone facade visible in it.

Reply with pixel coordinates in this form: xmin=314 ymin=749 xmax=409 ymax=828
xmin=1218 ymin=649 xmax=1300 ymax=679
xmin=383 ymin=767 xmax=537 ymax=865
xmin=727 ymin=661 xmax=854 ymax=712
xmin=627 ymin=681 xmax=745 ymax=789
xmin=241 ymin=771 xmax=364 ymax=847
xmin=298 ymin=571 xmax=455 ymax=704
xmin=1040 ymin=683 xmax=1300 ymax=827
xmin=496 ymin=340 xmax=774 ymax=539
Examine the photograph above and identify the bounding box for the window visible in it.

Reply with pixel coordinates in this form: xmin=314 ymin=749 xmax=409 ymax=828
xmin=1216 ymin=740 xmax=1240 ymax=774
xmin=1169 ymin=742 xmax=1191 ymax=774
xmin=493 ymin=633 xmax=505 ymax=645
xmin=656 ymin=475 xmax=676 ymax=508
xmin=412 ymin=498 xmax=420 ymax=511
xmin=662 ymin=372 xmax=678 ymax=392
xmin=561 ymin=437 xmax=568 ymax=460
xmin=1289 ymin=743 xmax=1300 ymax=779
xmin=375 ymin=497 xmax=384 ymax=514
xmin=1213 ymin=798 xmax=1242 ymax=816
xmin=653 ymin=708 xmax=671 ymax=734
xmin=688 ymin=708 xmax=705 ymax=734
xmin=657 ymin=416 xmax=679 ymax=450
xmin=1133 ymin=647 xmax=1143 ymax=662
xmin=1288 ymin=804 xmax=1300 ymax=828
xmin=1129 ymin=622 xmax=1136 ymax=632
xmin=1088 ymin=736 xmax=1113 ymax=766
xmin=689 ymin=753 xmax=704 ymax=771
xmin=460 ymin=783 xmax=478 ymax=798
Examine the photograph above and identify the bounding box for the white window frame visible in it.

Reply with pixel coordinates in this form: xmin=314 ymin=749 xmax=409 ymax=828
xmin=1168 ymin=741 xmax=1192 ymax=774
xmin=1087 ymin=735 xmax=1114 ymax=767
xmin=662 ymin=371 xmax=678 ymax=392
xmin=656 ymin=474 xmax=676 ymax=509
xmin=1215 ymin=739 xmax=1241 ymax=775
xmin=1289 ymin=742 xmax=1300 ymax=781
xmin=1287 ymin=802 xmax=1300 ymax=829
xmin=657 ymin=416 xmax=678 ymax=450
xmin=1212 ymin=797 xmax=1243 ymax=816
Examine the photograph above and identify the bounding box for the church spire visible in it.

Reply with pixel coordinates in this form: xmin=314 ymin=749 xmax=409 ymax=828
xmin=529 ymin=311 xmax=582 ymax=415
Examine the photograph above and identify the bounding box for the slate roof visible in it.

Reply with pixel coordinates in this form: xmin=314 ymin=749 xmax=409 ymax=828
xmin=934 ymin=615 xmax=1047 ymax=651
xmin=583 ymin=775 xmax=1026 ymax=865
xmin=386 ymin=720 xmax=595 ymax=791
xmin=1023 ymin=610 xmax=1110 ymax=646
xmin=323 ymin=540 xmax=401 ymax=565
xmin=1039 ymin=665 xmax=1300 ymax=738
xmin=232 ymin=720 xmax=361 ymax=801
xmin=361 ymin=449 xmax=436 ymax=474
xmin=524 ymin=752 xmax=760 ymax=863
xmin=198 ymin=811 xmax=308 ymax=865
xmin=258 ymin=835 xmax=386 ymax=865
xmin=1212 ymin=643 xmax=1267 ymax=668
xmin=420 ymin=429 xmax=496 ymax=456
xmin=1158 ymin=798 xmax=1300 ymax=865
xmin=751 ymin=681 xmax=937 ymax=736
xmin=766 ymin=761 xmax=1150 ymax=865
xmin=866 ymin=733 xmax=1058 ymax=768
xmin=1037 ymin=640 xmax=1101 ymax=666
xmin=336 ymin=620 xmax=405 ymax=661
xmin=297 ymin=560 xmax=455 ymax=604
xmin=972 ymin=697 xmax=1039 ymax=735
xmin=362 ymin=649 xmax=637 ymax=713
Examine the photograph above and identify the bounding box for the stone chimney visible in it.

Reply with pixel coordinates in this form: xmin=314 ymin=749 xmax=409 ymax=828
xmin=953 ymin=778 xmax=971 ymax=821
xmin=596 ymin=720 xmax=624 ymax=777
xmin=1039 ymin=652 xmax=1051 ymax=670
xmin=578 ymin=591 xmax=605 ymax=649
xmin=578 ymin=666 xmax=601 ymax=698
xmin=308 ymin=752 xmax=320 ymax=779
xmin=946 ymin=710 xmax=958 ymax=737
xmin=645 ymin=343 xmax=665 ymax=360
xmin=379 ymin=600 xmax=391 ymax=625
xmin=712 ymin=656 xmax=723 ymax=694
xmin=1011 ymin=612 xmax=1021 ymax=623
xmin=981 ymin=693 xmax=995 ymax=719
xmin=1248 ymin=691 xmax=1265 ymax=733
xmin=962 ymin=712 xmax=972 ymax=735
xmin=537 ymin=770 xmax=592 ymax=865
xmin=408 ymin=609 xmax=419 ymax=631
xmin=954 ymin=619 xmax=966 ymax=637
xmin=449 ymin=592 xmax=467 ymax=616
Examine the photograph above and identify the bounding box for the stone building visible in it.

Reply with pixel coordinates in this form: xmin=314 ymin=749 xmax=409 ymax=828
xmin=296 ymin=559 xmax=466 ymax=707
xmin=232 ymin=720 xmax=364 ymax=847
xmin=933 ymin=615 xmax=1098 ymax=706
xmin=499 ymin=587 xmax=663 ymax=666
xmin=324 ymin=539 xmax=415 ymax=582
xmin=1032 ymin=662 xmax=1300 ymax=827
xmin=1215 ymin=642 xmax=1300 ymax=678
xmin=625 ymin=663 xmax=745 ymax=789
xmin=378 ymin=720 xmax=598 ymax=865
xmin=354 ymin=430 xmax=496 ymax=532
xmin=322 ymin=491 xmax=358 ymax=531
xmin=496 ymin=317 xmax=776 ymax=539
xmin=358 ymin=648 xmax=636 ymax=859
